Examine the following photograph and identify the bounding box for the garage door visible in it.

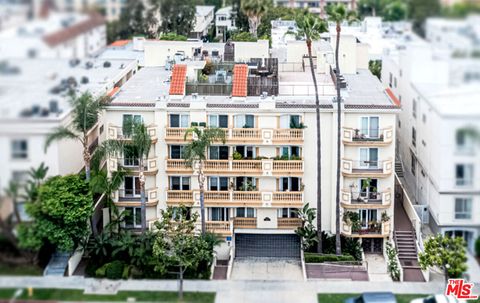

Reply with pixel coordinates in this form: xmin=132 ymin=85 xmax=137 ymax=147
xmin=235 ymin=234 xmax=300 ymax=258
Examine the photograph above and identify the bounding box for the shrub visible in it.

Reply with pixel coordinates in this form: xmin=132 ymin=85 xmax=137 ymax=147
xmin=159 ymin=33 xmax=188 ymax=41
xmin=342 ymin=237 xmax=362 ymax=261
xmin=231 ymin=32 xmax=257 ymax=42
xmin=475 ymin=237 xmax=480 ymax=257
xmin=233 ymin=151 xmax=243 ymax=160
xmin=304 ymin=253 xmax=355 ymax=263
xmin=105 ymin=260 xmax=124 ymax=280
xmin=95 ymin=263 xmax=108 ymax=278
xmin=385 ymin=242 xmax=401 ymax=281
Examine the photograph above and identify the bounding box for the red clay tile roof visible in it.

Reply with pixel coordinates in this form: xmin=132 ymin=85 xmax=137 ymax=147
xmin=109 ymin=40 xmax=130 ymax=47
xmin=107 ymin=87 xmax=120 ymax=98
xmin=43 ymin=12 xmax=105 ymax=47
xmin=169 ymin=64 xmax=187 ymax=96
xmin=232 ymin=64 xmax=248 ymax=97
xmin=385 ymin=88 xmax=401 ymax=107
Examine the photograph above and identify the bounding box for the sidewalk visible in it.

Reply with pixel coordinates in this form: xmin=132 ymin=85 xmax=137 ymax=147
xmin=0 ymin=276 xmax=446 ymax=303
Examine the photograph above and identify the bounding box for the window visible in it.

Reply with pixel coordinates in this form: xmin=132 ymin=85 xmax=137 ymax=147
xmin=278 ymin=208 xmax=298 ymax=218
xmin=412 ymin=99 xmax=417 ymax=118
xmin=210 ymin=207 xmax=229 ymax=221
xmin=359 ymin=148 xmax=379 ymax=168
xmin=411 ymin=152 xmax=417 ymax=176
xmin=209 ymin=146 xmax=229 ymax=159
xmin=456 ymin=129 xmax=474 ymax=153
xmin=281 ymin=146 xmax=300 ymax=158
xmin=208 ymin=114 xmax=228 ymax=128
xmin=412 ymin=127 xmax=416 ymax=147
xmin=12 ymin=171 xmax=29 ymax=186
xmin=170 ymin=145 xmax=184 ymax=159
xmin=279 ymin=177 xmax=301 ymax=191
xmin=398 ymin=119 xmax=401 ymax=129
xmin=389 ymin=73 xmax=392 ymax=88
xmin=235 ymin=146 xmax=255 ymax=159
xmin=123 ymin=145 xmax=139 ymax=166
xmin=11 ymin=140 xmax=28 ymax=159
xmin=456 ymin=164 xmax=473 ymax=186
xmin=124 ymin=207 xmax=141 ymax=228
xmin=122 ymin=114 xmax=142 ymax=137
xmin=359 ymin=178 xmax=379 ymax=200
xmin=170 ymin=176 xmax=190 ymax=190
xmin=209 ymin=177 xmax=229 ymax=191
xmin=234 ymin=114 xmax=254 ymax=128
xmin=455 ymin=198 xmax=472 ymax=219
xmin=360 ymin=116 xmax=380 ymax=138
xmin=235 ymin=177 xmax=256 ymax=191
xmin=422 ymin=114 xmax=426 ymax=123
xmin=236 ymin=207 xmax=255 ymax=218
xmin=394 ymin=77 xmax=397 ymax=88
xmin=124 ymin=176 xmax=140 ymax=196
xmin=169 ymin=114 xmax=189 ymax=128
xmin=280 ymin=115 xmax=301 ymax=128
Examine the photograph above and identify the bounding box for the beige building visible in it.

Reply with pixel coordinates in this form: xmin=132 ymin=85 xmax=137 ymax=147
xmin=100 ymin=37 xmax=398 ymax=258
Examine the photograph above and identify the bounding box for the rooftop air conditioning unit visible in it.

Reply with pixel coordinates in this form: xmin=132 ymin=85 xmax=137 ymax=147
xmin=261 ymin=92 xmax=268 ymax=99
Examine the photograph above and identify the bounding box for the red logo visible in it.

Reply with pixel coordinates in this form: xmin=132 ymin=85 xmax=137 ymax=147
xmin=445 ymin=279 xmax=478 ymax=300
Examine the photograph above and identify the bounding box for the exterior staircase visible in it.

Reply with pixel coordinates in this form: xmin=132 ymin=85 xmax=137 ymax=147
xmin=395 ymin=160 xmax=404 ymax=178
xmin=43 ymin=252 xmax=70 ymax=276
xmin=394 ymin=230 xmax=424 ymax=282
xmin=212 ymin=259 xmax=228 ymax=280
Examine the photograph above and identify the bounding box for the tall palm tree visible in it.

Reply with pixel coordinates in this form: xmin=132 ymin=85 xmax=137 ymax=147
xmin=23 ymin=162 xmax=49 ymax=202
xmin=96 ymin=121 xmax=152 ymax=233
xmin=45 ymin=92 xmax=108 ymax=181
xmin=241 ymin=0 xmax=271 ymax=38
xmin=295 ymin=13 xmax=327 ymax=253
xmin=4 ymin=181 xmax=21 ymax=224
xmin=183 ymin=127 xmax=226 ymax=235
xmin=328 ymin=3 xmax=358 ymax=255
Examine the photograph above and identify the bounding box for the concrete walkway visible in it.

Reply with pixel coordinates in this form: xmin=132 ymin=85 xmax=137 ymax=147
xmin=0 ymin=276 xmax=446 ymax=303
xmin=231 ymin=258 xmax=303 ymax=281
xmin=365 ymin=254 xmax=392 ymax=282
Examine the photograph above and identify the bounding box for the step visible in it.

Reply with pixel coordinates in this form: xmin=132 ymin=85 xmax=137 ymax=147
xmin=402 ymin=266 xmax=422 ymax=269
xmin=398 ymin=255 xmax=419 ymax=259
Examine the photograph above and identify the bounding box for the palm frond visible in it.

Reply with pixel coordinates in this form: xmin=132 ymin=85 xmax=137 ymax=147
xmin=44 ymin=127 xmax=79 ymax=152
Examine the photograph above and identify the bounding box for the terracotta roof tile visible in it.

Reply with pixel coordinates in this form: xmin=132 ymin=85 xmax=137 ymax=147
xmin=385 ymin=88 xmax=401 ymax=107
xmin=43 ymin=13 xmax=105 ymax=47
xmin=109 ymin=40 xmax=130 ymax=47
xmin=232 ymin=64 xmax=248 ymax=97
xmin=169 ymin=64 xmax=187 ymax=96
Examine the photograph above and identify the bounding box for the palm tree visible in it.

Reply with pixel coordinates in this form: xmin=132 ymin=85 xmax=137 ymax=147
xmin=96 ymin=121 xmax=152 ymax=233
xmin=23 ymin=162 xmax=49 ymax=202
xmin=295 ymin=13 xmax=327 ymax=253
xmin=183 ymin=127 xmax=226 ymax=235
xmin=45 ymin=92 xmax=108 ymax=181
xmin=241 ymin=0 xmax=271 ymax=38
xmin=4 ymin=181 xmax=21 ymax=224
xmin=328 ymin=3 xmax=357 ymax=255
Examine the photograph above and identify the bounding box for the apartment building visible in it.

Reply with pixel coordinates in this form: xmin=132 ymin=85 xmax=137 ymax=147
xmin=0 ymin=58 xmax=137 ymax=222
xmin=215 ymin=6 xmax=236 ymax=41
xmin=382 ymin=38 xmax=480 ymax=253
xmin=0 ymin=11 xmax=106 ymax=59
xmin=190 ymin=6 xmax=215 ymax=40
xmin=100 ymin=37 xmax=398 ymax=258
xmin=274 ymin=0 xmax=356 ymax=15
xmin=426 ymin=15 xmax=480 ymax=54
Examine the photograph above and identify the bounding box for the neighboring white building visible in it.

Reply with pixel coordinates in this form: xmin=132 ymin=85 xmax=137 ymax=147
xmin=215 ymin=6 xmax=236 ymax=41
xmin=99 ymin=37 xmax=398 ymax=259
xmin=0 ymin=12 xmax=106 ymax=59
xmin=191 ymin=5 xmax=215 ymax=40
xmin=274 ymin=0 xmax=356 ymax=15
xmin=0 ymin=0 xmax=30 ymax=31
xmin=382 ymin=37 xmax=480 ymax=252
xmin=0 ymin=58 xmax=137 ymax=221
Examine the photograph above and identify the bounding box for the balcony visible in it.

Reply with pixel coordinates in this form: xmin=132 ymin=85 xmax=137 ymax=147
xmin=165 ymin=127 xmax=304 ymax=144
xmin=109 ymin=158 xmax=158 ymax=175
xmin=166 ymin=190 xmax=304 ymax=207
xmin=107 ymin=124 xmax=158 ymax=143
xmin=206 ymin=221 xmax=232 ymax=236
xmin=341 ymin=159 xmax=393 ymax=177
xmin=342 ymin=221 xmax=391 ymax=238
xmin=342 ymin=127 xmax=393 ymax=146
xmin=114 ymin=188 xmax=159 ymax=206
xmin=277 ymin=218 xmax=302 ymax=229
xmin=233 ymin=217 xmax=257 ymax=229
xmin=165 ymin=159 xmax=304 ymax=176
xmin=340 ymin=189 xmax=392 ymax=209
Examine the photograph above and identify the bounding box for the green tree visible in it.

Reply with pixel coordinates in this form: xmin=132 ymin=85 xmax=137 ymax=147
xmin=419 ymin=234 xmax=468 ymax=284
xmin=107 ymin=0 xmax=156 ymax=43
xmin=45 ymin=92 xmax=107 ymax=181
xmin=159 ymin=33 xmax=188 ymax=41
xmin=154 ymin=0 xmax=197 ymax=37
xmin=256 ymin=6 xmax=303 ymax=37
xmin=295 ymin=12 xmax=327 ymax=253
xmin=383 ymin=0 xmax=407 ymax=21
xmin=241 ymin=0 xmax=272 ymax=38
xmin=328 ymin=3 xmax=358 ymax=256
xmin=153 ymin=206 xmax=214 ymax=300
xmin=96 ymin=121 xmax=152 ymax=233
xmin=231 ymin=31 xmax=258 ymax=42
xmin=295 ymin=203 xmax=318 ymax=251
xmin=369 ymin=60 xmax=382 ymax=80
xmin=409 ymin=0 xmax=440 ymax=37
xmin=18 ymin=174 xmax=93 ymax=252
xmin=357 ymin=0 xmax=384 ymax=17
xmin=23 ymin=162 xmax=49 ymax=203
xmin=442 ymin=2 xmax=480 ymax=18
xmin=183 ymin=127 xmax=226 ymax=235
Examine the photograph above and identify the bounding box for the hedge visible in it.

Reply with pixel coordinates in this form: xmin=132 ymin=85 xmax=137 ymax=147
xmin=304 ymin=253 xmax=355 ymax=263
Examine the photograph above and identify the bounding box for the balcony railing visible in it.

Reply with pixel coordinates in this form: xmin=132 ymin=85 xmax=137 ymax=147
xmin=107 ymin=124 xmax=157 ymax=141
xmin=342 ymin=221 xmax=391 ymax=237
xmin=115 ymin=188 xmax=159 ymax=204
xmin=165 ymin=127 xmax=304 ymax=144
xmin=166 ymin=190 xmax=194 ymax=204
xmin=206 ymin=221 xmax=232 ymax=234
xmin=342 ymin=127 xmax=393 ymax=145
xmin=340 ymin=189 xmax=392 ymax=207
xmin=233 ymin=217 xmax=257 ymax=229
xmin=341 ymin=159 xmax=393 ymax=176
xmin=110 ymin=158 xmax=158 ymax=174
xmin=277 ymin=218 xmax=302 ymax=229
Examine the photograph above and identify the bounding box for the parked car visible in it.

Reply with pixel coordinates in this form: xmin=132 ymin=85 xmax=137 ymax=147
xmin=410 ymin=295 xmax=465 ymax=303
xmin=344 ymin=292 xmax=397 ymax=303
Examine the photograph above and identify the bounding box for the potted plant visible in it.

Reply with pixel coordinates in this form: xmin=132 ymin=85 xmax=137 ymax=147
xmin=381 ymin=211 xmax=390 ymax=223
xmin=233 ymin=151 xmax=243 ymax=160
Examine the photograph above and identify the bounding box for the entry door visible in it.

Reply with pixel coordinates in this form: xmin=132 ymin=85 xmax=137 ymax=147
xmin=360 ymin=148 xmax=379 ymax=168
xmin=359 ymin=209 xmax=377 ymax=229
xmin=125 ymin=176 xmax=141 ymax=196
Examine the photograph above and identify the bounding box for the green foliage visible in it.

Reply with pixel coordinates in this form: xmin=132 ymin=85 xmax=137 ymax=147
xmin=442 ymin=2 xmax=480 ymax=18
xmin=295 ymin=203 xmax=318 ymax=251
xmin=241 ymin=0 xmax=272 ymax=37
xmin=159 ymin=33 xmax=188 ymax=41
xmin=385 ymin=241 xmax=400 ymax=281
xmin=232 ymin=151 xmax=243 ymax=160
xmin=156 ymin=0 xmax=197 ymax=37
xmin=408 ymin=0 xmax=440 ymax=37
xmin=95 ymin=263 xmax=108 ymax=278
xmin=106 ymin=0 xmax=155 ymax=43
xmin=357 ymin=0 xmax=407 ymax=21
xmin=18 ymin=174 xmax=93 ymax=252
xmin=105 ymin=260 xmax=125 ymax=280
xmin=257 ymin=6 xmax=305 ymax=37
xmin=383 ymin=1 xmax=407 ymax=21
xmin=369 ymin=60 xmax=382 ymax=80
xmin=183 ymin=127 xmax=226 ymax=168
xmin=476 ymin=237 xmax=480 ymax=257
xmin=231 ymin=32 xmax=258 ymax=42
xmin=321 ymin=232 xmax=362 ymax=260
xmin=304 ymin=253 xmax=355 ymax=263
xmin=202 ymin=61 xmax=215 ymax=75
xmin=295 ymin=12 xmax=327 ymax=44
xmin=419 ymin=234 xmax=467 ymax=279
xmin=343 ymin=211 xmax=361 ymax=232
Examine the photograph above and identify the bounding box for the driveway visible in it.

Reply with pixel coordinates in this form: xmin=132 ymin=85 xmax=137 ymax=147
xmin=230 ymin=258 xmax=303 ymax=281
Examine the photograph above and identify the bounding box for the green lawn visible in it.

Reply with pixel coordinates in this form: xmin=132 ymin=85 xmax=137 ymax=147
xmin=0 ymin=288 xmax=215 ymax=303
xmin=318 ymin=294 xmax=428 ymax=303
xmin=0 ymin=263 xmax=43 ymax=276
